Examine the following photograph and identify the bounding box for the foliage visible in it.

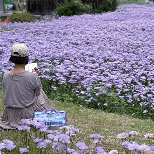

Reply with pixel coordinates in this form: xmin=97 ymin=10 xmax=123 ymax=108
xmin=96 ymin=0 xmax=119 ymax=13
xmin=5 ymin=0 xmax=23 ymax=4
xmin=56 ymin=0 xmax=93 ymax=16
xmin=5 ymin=0 xmax=13 ymax=4
xmin=56 ymin=0 xmax=118 ymax=16
xmin=10 ymin=13 xmax=35 ymax=23
xmin=0 ymin=73 xmax=4 ymax=88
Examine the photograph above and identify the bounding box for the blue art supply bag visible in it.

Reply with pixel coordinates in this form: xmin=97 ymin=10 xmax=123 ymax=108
xmin=34 ymin=110 xmax=66 ymax=127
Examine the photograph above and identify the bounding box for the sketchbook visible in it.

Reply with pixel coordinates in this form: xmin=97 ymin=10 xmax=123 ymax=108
xmin=25 ymin=63 xmax=38 ymax=72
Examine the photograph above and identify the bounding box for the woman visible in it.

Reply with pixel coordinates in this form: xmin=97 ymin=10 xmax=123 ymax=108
xmin=0 ymin=44 xmax=54 ymax=129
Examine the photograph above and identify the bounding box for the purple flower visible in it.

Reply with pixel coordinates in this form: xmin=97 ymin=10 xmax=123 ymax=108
xmin=40 ymin=128 xmax=47 ymax=132
xmin=104 ymin=103 xmax=108 ymax=106
xmin=89 ymin=134 xmax=98 ymax=138
xmin=33 ymin=118 xmax=44 ymax=123
xmin=127 ymin=142 xmax=139 ymax=151
xmin=96 ymin=147 xmax=105 ymax=154
xmin=140 ymin=144 xmax=150 ymax=151
xmin=80 ymin=91 xmax=85 ymax=94
xmin=52 ymin=142 xmax=60 ymax=150
xmin=122 ymin=141 xmax=130 ymax=148
xmin=6 ymin=144 xmax=16 ymax=150
xmin=3 ymin=139 xmax=14 ymax=145
xmin=62 ymin=145 xmax=67 ymax=153
xmin=74 ymin=128 xmax=79 ymax=133
xmin=24 ymin=126 xmax=31 ymax=131
xmin=40 ymin=125 xmax=48 ymax=130
xmin=59 ymin=126 xmax=71 ymax=130
xmin=103 ymin=90 xmax=107 ymax=94
xmin=150 ymin=146 xmax=154 ymax=153
xmin=129 ymin=131 xmax=139 ymax=136
xmin=21 ymin=119 xmax=30 ymax=124
xmin=32 ymin=121 xmax=41 ymax=128
xmin=54 ymin=130 xmax=62 ymax=134
xmin=60 ymin=134 xmax=70 ymax=143
xmin=44 ymin=139 xmax=52 ymax=144
xmin=19 ymin=147 xmax=29 ymax=153
xmin=67 ymin=147 xmax=75 ymax=153
xmin=34 ymin=138 xmax=43 ymax=143
xmin=76 ymin=142 xmax=86 ymax=148
xmin=47 ymin=134 xmax=55 ymax=140
xmin=143 ymin=110 xmax=148 ymax=114
xmin=76 ymin=142 xmax=88 ymax=150
xmin=0 ymin=143 xmax=5 ymax=150
xmin=66 ymin=130 xmax=76 ymax=136
xmin=90 ymin=134 xmax=104 ymax=143
xmin=18 ymin=125 xmax=25 ymax=131
xmin=109 ymin=150 xmax=118 ymax=154
xmin=51 ymin=86 xmax=57 ymax=90
xmin=54 ymin=135 xmax=62 ymax=142
xmin=72 ymin=151 xmax=79 ymax=154
xmin=117 ymin=132 xmax=129 ymax=139
xmin=79 ymin=145 xmax=88 ymax=151
xmin=144 ymin=133 xmax=153 ymax=139
xmin=132 ymin=113 xmax=135 ymax=116
xmin=37 ymin=142 xmax=48 ymax=148
xmin=46 ymin=130 xmax=54 ymax=134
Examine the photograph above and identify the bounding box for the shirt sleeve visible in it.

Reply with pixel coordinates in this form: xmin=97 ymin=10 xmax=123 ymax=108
xmin=31 ymin=73 xmax=42 ymax=92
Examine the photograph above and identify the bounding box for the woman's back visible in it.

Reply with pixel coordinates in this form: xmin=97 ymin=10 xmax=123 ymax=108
xmin=2 ymin=71 xmax=41 ymax=108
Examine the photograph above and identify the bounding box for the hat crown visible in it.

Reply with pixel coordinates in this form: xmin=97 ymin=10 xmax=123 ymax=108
xmin=11 ymin=44 xmax=29 ymax=57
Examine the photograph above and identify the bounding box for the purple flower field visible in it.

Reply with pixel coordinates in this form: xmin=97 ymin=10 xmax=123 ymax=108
xmin=1 ymin=4 xmax=154 ymax=118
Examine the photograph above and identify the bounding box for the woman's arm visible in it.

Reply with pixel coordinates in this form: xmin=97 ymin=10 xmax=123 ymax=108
xmin=32 ymin=67 xmax=41 ymax=96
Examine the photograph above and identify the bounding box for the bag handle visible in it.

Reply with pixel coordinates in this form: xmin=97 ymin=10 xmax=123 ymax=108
xmin=42 ymin=109 xmax=59 ymax=114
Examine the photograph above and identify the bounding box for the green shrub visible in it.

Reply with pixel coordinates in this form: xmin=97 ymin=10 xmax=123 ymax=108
xmin=96 ymin=0 xmax=118 ymax=13
xmin=56 ymin=0 xmax=118 ymax=16
xmin=84 ymin=3 xmax=93 ymax=14
xmin=10 ymin=13 xmax=35 ymax=23
xmin=56 ymin=0 xmax=93 ymax=16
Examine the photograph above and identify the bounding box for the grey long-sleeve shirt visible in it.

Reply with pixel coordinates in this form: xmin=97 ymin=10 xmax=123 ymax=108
xmin=2 ymin=70 xmax=42 ymax=108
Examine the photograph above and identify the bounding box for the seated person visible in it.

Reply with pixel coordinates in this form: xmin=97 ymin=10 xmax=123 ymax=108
xmin=0 ymin=44 xmax=54 ymax=129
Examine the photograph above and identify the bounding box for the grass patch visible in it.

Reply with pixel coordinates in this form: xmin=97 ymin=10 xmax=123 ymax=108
xmin=0 ymin=89 xmax=154 ymax=153
xmin=118 ymin=0 xmax=149 ymax=5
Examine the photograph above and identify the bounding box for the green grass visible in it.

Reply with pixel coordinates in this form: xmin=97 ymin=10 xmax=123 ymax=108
xmin=0 ymin=88 xmax=154 ymax=153
xmin=118 ymin=0 xmax=149 ymax=5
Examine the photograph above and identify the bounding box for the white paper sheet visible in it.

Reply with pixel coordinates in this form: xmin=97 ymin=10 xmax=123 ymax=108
xmin=25 ymin=63 xmax=38 ymax=72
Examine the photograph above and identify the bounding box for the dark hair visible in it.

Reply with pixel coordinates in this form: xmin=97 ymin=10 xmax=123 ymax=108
xmin=9 ymin=56 xmax=29 ymax=64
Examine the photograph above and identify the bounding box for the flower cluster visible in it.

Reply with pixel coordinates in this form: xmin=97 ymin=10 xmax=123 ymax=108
xmin=117 ymin=131 xmax=154 ymax=153
xmin=0 ymin=139 xmax=16 ymax=151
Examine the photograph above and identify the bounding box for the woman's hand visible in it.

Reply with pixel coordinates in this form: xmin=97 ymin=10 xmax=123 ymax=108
xmin=32 ymin=67 xmax=40 ymax=75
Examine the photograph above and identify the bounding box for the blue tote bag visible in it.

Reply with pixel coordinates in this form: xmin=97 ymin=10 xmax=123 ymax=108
xmin=34 ymin=110 xmax=66 ymax=127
